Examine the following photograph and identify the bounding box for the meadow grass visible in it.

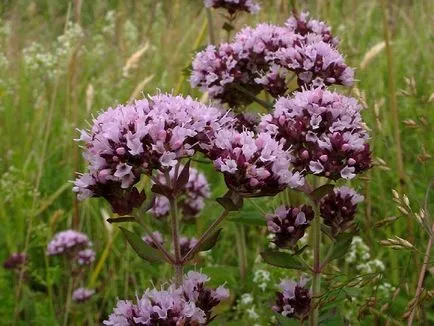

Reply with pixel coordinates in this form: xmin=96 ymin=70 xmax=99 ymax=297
xmin=0 ymin=0 xmax=433 ymax=324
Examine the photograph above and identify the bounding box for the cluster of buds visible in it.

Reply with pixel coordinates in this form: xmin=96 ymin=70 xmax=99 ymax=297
xmin=273 ymin=278 xmax=311 ymax=321
xmin=142 ymin=231 xmax=165 ymax=249
xmin=190 ymin=13 xmax=353 ymax=107
xmin=204 ymin=0 xmax=261 ymax=15
xmin=319 ymin=186 xmax=364 ymax=236
xmin=149 ymin=166 xmax=210 ymax=220
xmin=104 ymin=271 xmax=229 ymax=325
xmin=208 ymin=130 xmax=304 ymax=196
xmin=260 ymin=88 xmax=371 ymax=180
xmin=285 ymin=11 xmax=339 ymax=46
xmin=266 ymin=205 xmax=314 ymax=248
xmin=73 ymin=94 xmax=232 ymax=214
xmin=72 ymin=288 xmax=96 ymax=303
xmin=47 ymin=230 xmax=96 ymax=302
xmin=3 ymin=252 xmax=27 ymax=270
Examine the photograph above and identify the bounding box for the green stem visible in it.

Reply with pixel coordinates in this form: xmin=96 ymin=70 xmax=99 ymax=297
xmin=235 ymin=225 xmax=248 ymax=284
xmin=310 ymin=202 xmax=321 ymax=326
xmin=169 ymin=196 xmax=183 ymax=286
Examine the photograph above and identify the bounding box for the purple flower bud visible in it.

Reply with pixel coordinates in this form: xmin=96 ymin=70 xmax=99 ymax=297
xmin=285 ymin=11 xmax=339 ymax=46
xmin=273 ymin=278 xmax=311 ymax=321
xmin=142 ymin=231 xmax=164 ymax=249
xmin=204 ymin=0 xmax=261 ymax=15
xmin=320 ymin=186 xmax=364 ymax=236
xmin=46 ymin=230 xmax=90 ymax=256
xmin=266 ymin=205 xmax=314 ymax=248
xmin=72 ymin=287 xmax=95 ymax=303
xmin=149 ymin=166 xmax=211 ymax=220
xmin=179 ymin=236 xmax=198 ymax=257
xmin=76 ymin=249 xmax=96 ymax=266
xmin=3 ymin=252 xmax=27 ymax=270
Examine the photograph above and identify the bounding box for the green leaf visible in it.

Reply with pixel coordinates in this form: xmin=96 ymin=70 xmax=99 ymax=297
xmin=175 ymin=160 xmax=191 ymax=191
xmin=260 ymin=251 xmax=309 ymax=271
xmin=216 ymin=191 xmax=244 ymax=211
xmin=274 ymin=313 xmax=300 ymax=326
xmin=196 ymin=228 xmax=222 ymax=253
xmin=325 ymin=233 xmax=354 ymax=264
xmin=229 ymin=209 xmax=265 ymax=226
xmin=119 ymin=227 xmax=166 ymax=263
xmin=310 ymin=184 xmax=334 ymax=201
xmin=106 ymin=216 xmax=136 ymax=224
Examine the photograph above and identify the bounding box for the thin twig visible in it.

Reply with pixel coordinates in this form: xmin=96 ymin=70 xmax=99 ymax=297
xmin=407 ymin=221 xmax=434 ymax=325
xmin=232 ymin=84 xmax=274 ymax=111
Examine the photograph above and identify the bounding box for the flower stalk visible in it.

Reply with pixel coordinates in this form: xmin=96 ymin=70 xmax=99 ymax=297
xmin=310 ymin=201 xmax=321 ymax=326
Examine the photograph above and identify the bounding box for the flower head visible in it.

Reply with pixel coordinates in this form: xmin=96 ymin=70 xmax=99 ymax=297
xmin=76 ymin=248 xmax=96 ymax=265
xmin=191 ymin=21 xmax=352 ymax=106
xmin=285 ymin=11 xmax=338 ymax=46
xmin=266 ymin=205 xmax=314 ymax=248
xmin=149 ymin=166 xmax=210 ymax=220
xmin=3 ymin=252 xmax=27 ymax=270
xmin=74 ymin=94 xmax=231 ymax=214
xmin=72 ymin=288 xmax=95 ymax=303
xmin=209 ymin=130 xmax=304 ymax=196
xmin=103 ymin=271 xmax=229 ymax=325
xmin=142 ymin=231 xmax=164 ymax=249
xmin=273 ymin=278 xmax=311 ymax=320
xmin=204 ymin=0 xmax=261 ymax=15
xmin=320 ymin=186 xmax=364 ymax=236
xmin=47 ymin=230 xmax=90 ymax=256
xmin=179 ymin=236 xmax=198 ymax=257
xmin=260 ymin=88 xmax=371 ymax=180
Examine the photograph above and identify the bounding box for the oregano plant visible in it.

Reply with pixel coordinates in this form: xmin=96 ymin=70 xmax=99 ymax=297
xmin=72 ymin=2 xmax=371 ymax=325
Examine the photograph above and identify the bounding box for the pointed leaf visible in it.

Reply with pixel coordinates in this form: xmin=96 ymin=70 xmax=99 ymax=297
xmin=119 ymin=227 xmax=166 ymax=263
xmin=310 ymin=184 xmax=334 ymax=201
xmin=151 ymin=184 xmax=172 ymax=197
xmin=193 ymin=229 xmax=222 ymax=255
xmin=175 ymin=160 xmax=191 ymax=191
xmin=107 ymin=216 xmax=136 ymax=224
xmin=229 ymin=210 xmax=265 ymax=226
xmin=260 ymin=251 xmax=309 ymax=271
xmin=274 ymin=313 xmax=300 ymax=326
xmin=217 ymin=191 xmax=243 ymax=211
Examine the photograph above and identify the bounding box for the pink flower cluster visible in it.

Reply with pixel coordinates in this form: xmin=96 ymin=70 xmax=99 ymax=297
xmin=190 ymin=13 xmax=352 ymax=106
xmin=208 ymin=130 xmax=304 ymax=196
xmin=104 ymin=271 xmax=229 ymax=325
xmin=266 ymin=205 xmax=314 ymax=248
xmin=77 ymin=248 xmax=96 ymax=266
xmin=320 ymin=186 xmax=364 ymax=236
xmin=72 ymin=288 xmax=95 ymax=303
xmin=273 ymin=278 xmax=311 ymax=320
xmin=149 ymin=166 xmax=210 ymax=220
xmin=285 ymin=11 xmax=338 ymax=46
xmin=46 ymin=230 xmax=91 ymax=256
xmin=204 ymin=0 xmax=261 ymax=15
xmin=260 ymin=88 xmax=371 ymax=180
xmin=3 ymin=252 xmax=27 ymax=270
xmin=73 ymin=94 xmax=232 ymax=214
xmin=47 ymin=230 xmax=96 ymax=266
